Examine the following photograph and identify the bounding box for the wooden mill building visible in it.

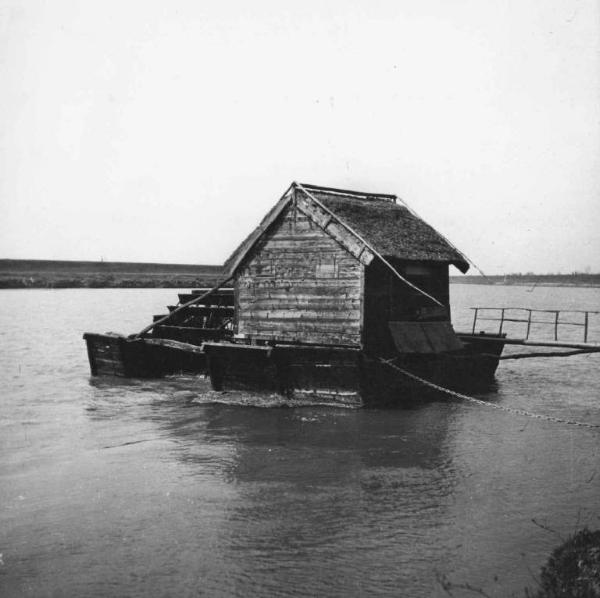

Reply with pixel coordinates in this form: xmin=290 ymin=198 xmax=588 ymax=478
xmin=223 ymin=182 xmax=468 ymax=356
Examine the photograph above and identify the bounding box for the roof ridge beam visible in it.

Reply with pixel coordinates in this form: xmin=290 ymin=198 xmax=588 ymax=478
xmin=300 ymin=182 xmax=396 ymax=203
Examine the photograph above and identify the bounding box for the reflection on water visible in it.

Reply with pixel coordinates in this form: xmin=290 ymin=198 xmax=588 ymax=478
xmin=1 ymin=287 xmax=599 ymax=597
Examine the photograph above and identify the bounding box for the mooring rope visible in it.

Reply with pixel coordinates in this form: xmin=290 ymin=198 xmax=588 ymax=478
xmin=379 ymin=358 xmax=600 ymax=429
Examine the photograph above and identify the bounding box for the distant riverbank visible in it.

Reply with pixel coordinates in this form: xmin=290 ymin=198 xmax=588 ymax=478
xmin=451 ymin=273 xmax=600 ymax=288
xmin=0 ymin=259 xmax=223 ymax=289
xmin=2 ymin=259 xmax=599 ymax=289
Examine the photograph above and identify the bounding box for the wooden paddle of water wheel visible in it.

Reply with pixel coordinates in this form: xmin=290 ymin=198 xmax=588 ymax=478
xmin=83 ymin=286 xmax=234 ymax=377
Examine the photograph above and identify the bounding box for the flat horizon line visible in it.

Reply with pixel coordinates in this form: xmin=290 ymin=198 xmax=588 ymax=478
xmin=0 ymin=258 xmax=598 ymax=277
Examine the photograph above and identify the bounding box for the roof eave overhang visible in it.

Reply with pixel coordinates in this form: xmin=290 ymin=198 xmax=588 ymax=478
xmin=453 ymin=260 xmax=470 ymax=274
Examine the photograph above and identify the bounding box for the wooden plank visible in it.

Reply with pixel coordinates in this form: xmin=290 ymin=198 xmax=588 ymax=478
xmin=238 ymin=296 xmax=361 ymax=308
xmin=240 ymin=293 xmax=360 ymax=312
xmin=152 ymin=325 xmax=231 ymax=344
xmin=135 ymin=276 xmax=233 ymax=338
xmin=295 ymin=194 xmax=372 ymax=264
xmin=249 ymin=247 xmax=345 ymax=259
xmin=260 ymin=238 xmax=346 ymax=251
xmin=239 ymin=323 xmax=360 ymax=336
xmin=178 ymin=293 xmax=235 ymax=306
xmin=167 ymin=305 xmax=234 ymax=316
xmin=239 ymin=317 xmax=359 ymax=330
xmin=299 ymin=182 xmax=397 ymax=201
xmin=238 ymin=308 xmax=361 ymax=321
xmin=456 ymin=334 xmax=600 ymax=350
xmin=191 ymin=288 xmax=234 ymax=295
xmin=93 ymin=356 xmax=126 ymax=376
xmin=267 ymin=232 xmax=325 ymax=242
xmin=238 ymin=297 xmax=361 ymax=310
xmin=338 ymin=259 xmax=363 ymax=277
xmin=242 ymin=266 xmax=358 ymax=280
xmin=141 ymin=337 xmax=206 ymax=354
xmin=359 ymin=248 xmax=375 ymax=266
xmin=239 ymin=310 xmax=360 ymax=321
xmin=359 ymin=262 xmax=365 ymax=344
xmin=326 ymin=221 xmax=365 ymax=257
xmin=234 ymin=277 xmax=240 ymax=333
xmin=203 ymin=343 xmax=279 ymax=392
xmin=237 ymin=279 xmax=361 ymax=292
xmin=239 ymin=272 xmax=359 ymax=284
xmin=239 ymin=299 xmax=360 ymax=310
xmin=245 ymin=327 xmax=359 ymax=340
xmin=295 ymin=193 xmax=331 ymax=228
xmin=245 ymin=329 xmax=360 ymax=345
xmin=243 ymin=253 xmax=359 ymax=268
xmin=239 ymin=299 xmax=361 ymax=312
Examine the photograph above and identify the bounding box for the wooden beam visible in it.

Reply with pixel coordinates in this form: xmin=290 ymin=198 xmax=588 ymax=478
xmin=456 ymin=333 xmax=600 ymax=351
xmin=299 ymin=182 xmax=397 ymax=202
xmin=139 ymin=337 xmax=206 ymax=354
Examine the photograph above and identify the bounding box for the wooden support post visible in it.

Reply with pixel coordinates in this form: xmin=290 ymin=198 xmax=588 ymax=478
xmin=472 ymin=308 xmax=478 ymax=334
xmin=499 ymin=308 xmax=505 ymax=335
xmin=554 ymin=311 xmax=559 ymax=341
xmin=584 ymin=312 xmax=589 ymax=343
xmin=525 ymin=309 xmax=532 ymax=340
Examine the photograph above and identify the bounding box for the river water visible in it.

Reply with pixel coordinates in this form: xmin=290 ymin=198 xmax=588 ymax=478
xmin=1 ymin=285 xmax=599 ymax=597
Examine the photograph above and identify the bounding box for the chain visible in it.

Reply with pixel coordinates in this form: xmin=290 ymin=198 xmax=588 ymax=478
xmin=380 ymin=358 xmax=600 ymax=429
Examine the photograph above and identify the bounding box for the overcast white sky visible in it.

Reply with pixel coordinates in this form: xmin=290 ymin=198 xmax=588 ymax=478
xmin=0 ymin=0 xmax=598 ymax=274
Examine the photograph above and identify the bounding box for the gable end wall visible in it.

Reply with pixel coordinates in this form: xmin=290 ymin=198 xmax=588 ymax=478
xmin=235 ymin=203 xmax=363 ymax=345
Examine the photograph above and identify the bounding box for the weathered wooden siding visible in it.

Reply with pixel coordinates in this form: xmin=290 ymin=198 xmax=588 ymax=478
xmin=236 ymin=204 xmax=363 ymax=345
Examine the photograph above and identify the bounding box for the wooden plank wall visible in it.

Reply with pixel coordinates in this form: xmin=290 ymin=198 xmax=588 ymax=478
xmin=236 ymin=204 xmax=363 ymax=345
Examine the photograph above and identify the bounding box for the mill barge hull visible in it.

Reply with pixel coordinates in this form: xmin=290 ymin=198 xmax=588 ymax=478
xmin=83 ymin=333 xmax=208 ymax=378
xmin=203 ymin=332 xmax=506 ymax=407
xmin=84 ymin=329 xmax=505 ymax=406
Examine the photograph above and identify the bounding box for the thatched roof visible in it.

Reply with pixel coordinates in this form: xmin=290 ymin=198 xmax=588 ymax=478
xmin=224 ymin=183 xmax=469 ymax=275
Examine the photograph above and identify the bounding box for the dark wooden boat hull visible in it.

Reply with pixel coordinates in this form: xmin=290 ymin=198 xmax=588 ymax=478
xmin=84 ymin=327 xmax=505 ymax=405
xmin=203 ymin=333 xmax=506 ymax=407
xmin=83 ymin=333 xmax=207 ymax=378
xmin=205 ymin=343 xmax=364 ymax=406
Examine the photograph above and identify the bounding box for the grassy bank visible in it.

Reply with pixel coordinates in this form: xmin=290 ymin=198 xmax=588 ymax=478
xmin=439 ymin=527 xmax=600 ymax=597
xmin=526 ymin=528 xmax=600 ymax=597
xmin=0 ymin=259 xmax=224 ymax=289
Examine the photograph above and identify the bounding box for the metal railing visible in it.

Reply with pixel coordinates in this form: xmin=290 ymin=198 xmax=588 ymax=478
xmin=470 ymin=307 xmax=600 ymax=343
